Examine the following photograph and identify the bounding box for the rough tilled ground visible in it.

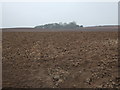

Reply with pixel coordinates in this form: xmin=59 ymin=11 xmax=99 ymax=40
xmin=2 ymin=31 xmax=119 ymax=88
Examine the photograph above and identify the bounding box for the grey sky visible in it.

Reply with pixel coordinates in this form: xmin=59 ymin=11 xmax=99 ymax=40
xmin=2 ymin=2 xmax=118 ymax=28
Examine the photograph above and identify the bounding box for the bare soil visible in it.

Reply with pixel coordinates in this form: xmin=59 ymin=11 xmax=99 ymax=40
xmin=2 ymin=31 xmax=119 ymax=88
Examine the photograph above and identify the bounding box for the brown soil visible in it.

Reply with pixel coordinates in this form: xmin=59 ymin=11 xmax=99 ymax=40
xmin=2 ymin=31 xmax=119 ymax=88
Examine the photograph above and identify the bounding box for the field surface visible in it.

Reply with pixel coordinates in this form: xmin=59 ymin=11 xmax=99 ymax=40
xmin=2 ymin=31 xmax=119 ymax=88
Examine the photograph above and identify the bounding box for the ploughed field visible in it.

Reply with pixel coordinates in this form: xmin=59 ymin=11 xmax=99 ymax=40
xmin=2 ymin=31 xmax=119 ymax=88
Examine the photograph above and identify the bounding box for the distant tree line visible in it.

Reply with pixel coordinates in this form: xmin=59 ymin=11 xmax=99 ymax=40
xmin=35 ymin=22 xmax=83 ymax=29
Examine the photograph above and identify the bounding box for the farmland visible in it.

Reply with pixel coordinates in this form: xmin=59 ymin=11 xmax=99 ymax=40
xmin=2 ymin=30 xmax=119 ymax=88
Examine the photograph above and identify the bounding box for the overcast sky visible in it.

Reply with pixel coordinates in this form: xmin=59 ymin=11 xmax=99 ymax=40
xmin=1 ymin=2 xmax=118 ymax=28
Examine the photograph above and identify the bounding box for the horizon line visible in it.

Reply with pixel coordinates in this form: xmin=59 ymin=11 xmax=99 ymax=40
xmin=0 ymin=24 xmax=119 ymax=29
xmin=0 ymin=23 xmax=118 ymax=28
